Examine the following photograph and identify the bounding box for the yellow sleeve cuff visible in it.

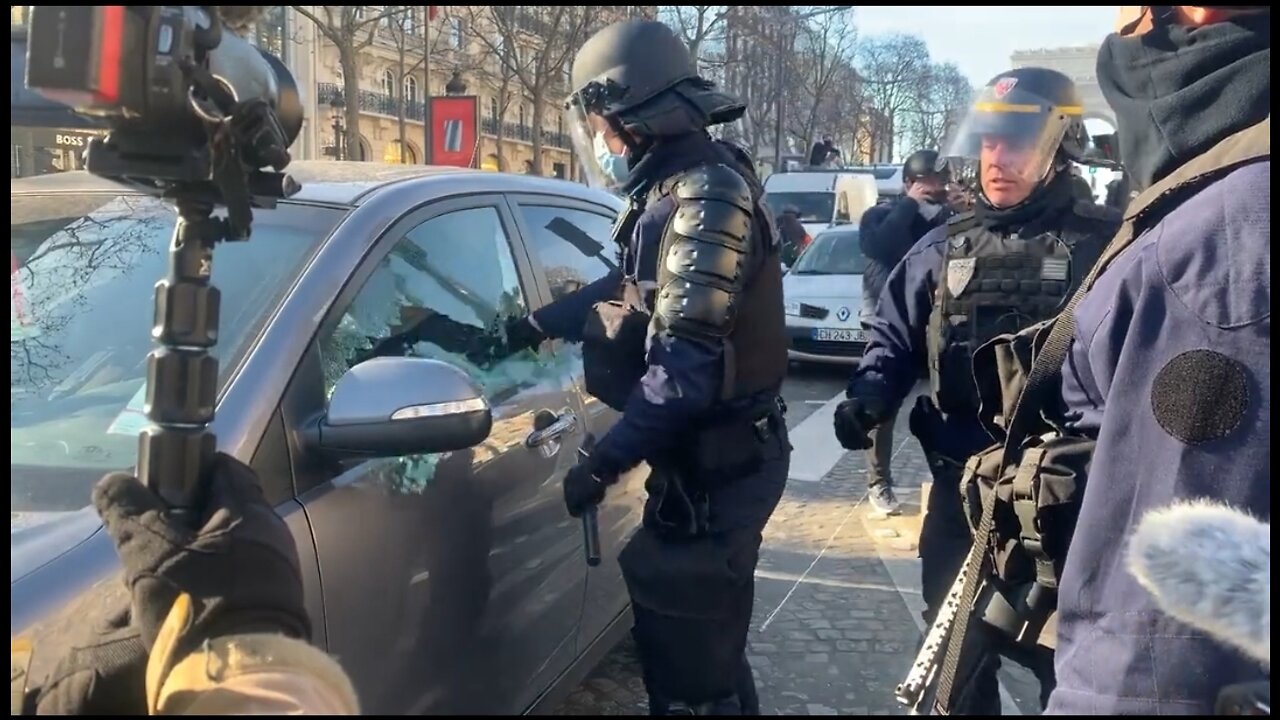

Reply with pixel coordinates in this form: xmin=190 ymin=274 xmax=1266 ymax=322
xmin=146 ymin=593 xmax=358 ymax=715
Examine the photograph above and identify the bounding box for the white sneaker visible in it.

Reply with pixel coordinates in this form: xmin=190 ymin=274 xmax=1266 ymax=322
xmin=869 ymin=485 xmax=902 ymax=516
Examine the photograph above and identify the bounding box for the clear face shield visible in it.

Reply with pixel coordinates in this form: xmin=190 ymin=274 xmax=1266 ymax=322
xmin=939 ymin=80 xmax=1076 ymax=206
xmin=564 ymin=97 xmax=631 ymax=192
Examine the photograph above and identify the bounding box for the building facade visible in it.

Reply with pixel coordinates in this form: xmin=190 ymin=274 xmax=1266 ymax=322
xmin=11 ymin=6 xmax=658 ymax=179
xmin=291 ymin=6 xmax=655 ymax=178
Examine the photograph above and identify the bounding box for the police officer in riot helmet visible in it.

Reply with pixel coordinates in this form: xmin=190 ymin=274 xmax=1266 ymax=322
xmin=503 ymin=19 xmax=791 ymax=716
xmin=832 ymin=66 xmax=1122 ymax=711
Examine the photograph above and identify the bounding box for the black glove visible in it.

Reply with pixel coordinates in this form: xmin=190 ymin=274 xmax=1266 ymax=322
xmin=833 ymin=396 xmax=886 ymax=450
xmin=32 ymin=608 xmax=148 ymax=716
xmin=91 ymin=453 xmax=310 ymax=655
xmin=505 ymin=316 xmax=547 ymax=354
xmin=563 ymin=456 xmax=613 ymax=518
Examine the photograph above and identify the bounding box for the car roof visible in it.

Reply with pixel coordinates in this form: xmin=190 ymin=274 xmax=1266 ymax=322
xmin=10 ymin=161 xmax=623 ymax=210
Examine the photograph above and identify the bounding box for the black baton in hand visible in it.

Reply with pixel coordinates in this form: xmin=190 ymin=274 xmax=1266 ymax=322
xmin=578 ymin=438 xmax=602 ymax=568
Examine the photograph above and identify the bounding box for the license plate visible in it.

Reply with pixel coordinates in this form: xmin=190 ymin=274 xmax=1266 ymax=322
xmin=811 ymin=327 xmax=866 ymax=342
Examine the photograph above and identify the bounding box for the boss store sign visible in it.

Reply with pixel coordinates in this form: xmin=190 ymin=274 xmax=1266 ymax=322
xmin=34 ymin=129 xmax=99 ymax=149
xmin=11 ymin=128 xmax=104 ymax=177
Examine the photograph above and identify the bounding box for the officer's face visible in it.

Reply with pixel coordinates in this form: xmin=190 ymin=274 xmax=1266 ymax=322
xmin=909 ymin=175 xmax=948 ymax=204
xmin=588 ymin=113 xmax=629 ymax=155
xmin=979 ymin=136 xmax=1039 ymax=208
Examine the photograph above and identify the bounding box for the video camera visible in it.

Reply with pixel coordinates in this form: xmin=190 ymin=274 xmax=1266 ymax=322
xmin=23 ymin=6 xmax=305 ymax=508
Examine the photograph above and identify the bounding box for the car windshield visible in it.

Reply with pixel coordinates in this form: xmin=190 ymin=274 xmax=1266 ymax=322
xmin=765 ymin=192 xmax=834 ymax=224
xmin=12 ymin=192 xmax=342 ymax=518
xmin=791 ymin=230 xmax=866 ymax=276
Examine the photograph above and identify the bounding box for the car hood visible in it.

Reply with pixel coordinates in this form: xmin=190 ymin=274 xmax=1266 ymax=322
xmin=783 ymin=272 xmax=862 ymax=300
xmin=801 ymin=222 xmax=831 ymax=238
xmin=11 ymin=507 xmax=103 ymax=584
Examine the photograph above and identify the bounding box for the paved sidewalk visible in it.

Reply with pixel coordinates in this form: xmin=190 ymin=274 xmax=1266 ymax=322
xmin=554 ymin=394 xmax=1042 ymax=715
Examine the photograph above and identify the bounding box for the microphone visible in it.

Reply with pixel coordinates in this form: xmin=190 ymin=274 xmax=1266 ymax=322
xmin=1127 ymin=500 xmax=1269 ymax=667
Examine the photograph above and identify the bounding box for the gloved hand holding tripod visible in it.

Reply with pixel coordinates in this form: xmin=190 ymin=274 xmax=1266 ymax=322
xmin=30 ymin=455 xmax=357 ymax=716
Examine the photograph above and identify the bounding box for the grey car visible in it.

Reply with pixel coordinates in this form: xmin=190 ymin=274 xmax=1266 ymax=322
xmin=11 ymin=162 xmax=646 ymax=714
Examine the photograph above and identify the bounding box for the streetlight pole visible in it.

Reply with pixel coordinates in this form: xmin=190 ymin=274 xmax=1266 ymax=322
xmin=771 ymin=5 xmax=852 ymax=174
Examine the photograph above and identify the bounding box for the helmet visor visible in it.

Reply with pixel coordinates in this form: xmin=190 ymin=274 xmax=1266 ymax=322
xmin=564 ymin=100 xmax=627 ymax=192
xmin=940 ymin=82 xmax=1079 ymax=189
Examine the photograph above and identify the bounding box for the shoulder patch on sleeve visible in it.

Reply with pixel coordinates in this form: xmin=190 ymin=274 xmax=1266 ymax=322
xmin=1150 ymin=349 xmax=1249 ymax=445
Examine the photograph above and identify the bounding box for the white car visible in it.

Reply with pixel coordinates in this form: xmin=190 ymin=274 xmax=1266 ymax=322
xmin=783 ymin=226 xmax=868 ymax=365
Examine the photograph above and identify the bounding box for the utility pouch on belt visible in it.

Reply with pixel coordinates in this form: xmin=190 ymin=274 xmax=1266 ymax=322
xmin=582 ymin=279 xmax=650 ymax=412
xmin=691 ymin=398 xmax=786 ymax=480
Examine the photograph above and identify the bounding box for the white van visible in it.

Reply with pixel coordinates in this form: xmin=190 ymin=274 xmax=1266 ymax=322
xmin=763 ymin=171 xmax=880 ymax=239
xmin=842 ymin=164 xmax=906 ymax=202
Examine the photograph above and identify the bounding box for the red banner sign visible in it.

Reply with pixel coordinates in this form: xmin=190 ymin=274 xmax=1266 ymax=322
xmin=428 ymin=95 xmax=480 ymax=169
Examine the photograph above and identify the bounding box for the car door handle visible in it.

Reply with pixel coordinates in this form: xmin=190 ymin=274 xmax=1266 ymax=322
xmin=525 ymin=411 xmax=579 ymax=449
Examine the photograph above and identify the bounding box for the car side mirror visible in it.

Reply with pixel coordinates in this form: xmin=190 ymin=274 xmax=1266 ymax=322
xmin=304 ymin=357 xmax=493 ymax=459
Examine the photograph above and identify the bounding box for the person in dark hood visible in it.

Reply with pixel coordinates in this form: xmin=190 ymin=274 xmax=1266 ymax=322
xmin=1068 ymin=165 xmax=1096 ymax=203
xmin=500 ymin=19 xmax=789 ymax=715
xmin=852 ymin=149 xmax=954 ymax=516
xmin=808 ymin=135 xmax=838 ymax=167
xmin=1046 ymin=6 xmax=1270 ymax=714
xmin=1104 ymin=171 xmax=1131 ymax=210
xmin=833 ymin=67 xmax=1123 ymax=712
xmin=777 ymin=206 xmax=811 ymax=267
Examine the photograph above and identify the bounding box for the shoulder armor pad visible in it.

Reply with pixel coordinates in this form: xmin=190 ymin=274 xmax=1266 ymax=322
xmin=671 ymin=163 xmax=754 ymax=213
xmin=946 ymin=210 xmax=979 ymax=235
xmin=655 ymin=163 xmax=757 ymax=340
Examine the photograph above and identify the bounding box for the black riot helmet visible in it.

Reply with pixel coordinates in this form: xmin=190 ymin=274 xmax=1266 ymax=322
xmin=564 ymin=19 xmax=746 ymax=190
xmin=939 ymin=67 xmax=1093 ymax=197
xmin=903 ymin=150 xmax=949 ymax=184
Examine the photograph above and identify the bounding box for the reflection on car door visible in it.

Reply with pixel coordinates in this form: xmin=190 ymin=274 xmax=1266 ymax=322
xmin=283 ymin=197 xmax=587 ymax=715
xmin=507 ymin=195 xmax=648 ymax=649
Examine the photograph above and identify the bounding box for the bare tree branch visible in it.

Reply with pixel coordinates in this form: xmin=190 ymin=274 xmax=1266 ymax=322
xmin=857 ymin=33 xmax=933 ymax=159
xmin=293 ymin=5 xmax=414 ymax=161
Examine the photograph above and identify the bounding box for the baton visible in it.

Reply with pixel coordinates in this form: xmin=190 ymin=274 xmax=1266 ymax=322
xmin=577 ymin=438 xmax=602 ymax=567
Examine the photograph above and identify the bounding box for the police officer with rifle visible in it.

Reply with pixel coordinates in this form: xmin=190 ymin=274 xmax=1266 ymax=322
xmin=832 ymin=67 xmax=1122 ymax=713
xmin=503 ymin=19 xmax=791 ymax=716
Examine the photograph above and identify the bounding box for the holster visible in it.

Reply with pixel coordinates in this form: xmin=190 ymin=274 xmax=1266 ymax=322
xmin=581 ymin=279 xmax=650 ymax=412
xmin=974 ymin=576 xmax=1059 ymax=651
xmin=647 ymin=397 xmax=788 ymax=542
xmin=691 ymin=397 xmax=788 ymax=482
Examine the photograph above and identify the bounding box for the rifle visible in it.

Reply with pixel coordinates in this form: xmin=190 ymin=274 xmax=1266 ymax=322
xmin=895 ymin=543 xmax=997 ymax=715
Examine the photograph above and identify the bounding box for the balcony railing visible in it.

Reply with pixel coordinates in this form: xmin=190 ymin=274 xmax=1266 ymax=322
xmin=317 ymin=82 xmax=425 ymax=123
xmin=318 ymin=80 xmax=571 ymax=151
xmin=480 ymin=116 xmax=571 ymax=150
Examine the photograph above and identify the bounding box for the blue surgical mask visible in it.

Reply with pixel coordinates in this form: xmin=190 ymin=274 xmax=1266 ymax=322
xmin=594 ymin=132 xmax=630 ymax=184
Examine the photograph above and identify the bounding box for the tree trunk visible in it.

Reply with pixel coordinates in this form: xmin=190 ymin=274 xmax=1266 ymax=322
xmin=530 ymin=92 xmax=545 ymax=176
xmin=496 ymin=79 xmax=510 ymax=171
xmin=341 ymin=45 xmax=362 ymax=161
xmin=397 ymin=40 xmax=408 ymax=163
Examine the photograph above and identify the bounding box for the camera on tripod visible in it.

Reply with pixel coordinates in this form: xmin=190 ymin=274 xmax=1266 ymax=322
xmin=22 ymin=6 xmax=306 ymax=508
xmin=25 ymin=6 xmax=303 ymax=211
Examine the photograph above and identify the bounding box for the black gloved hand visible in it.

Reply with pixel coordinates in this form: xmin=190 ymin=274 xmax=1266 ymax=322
xmin=91 ymin=453 xmax=310 ymax=655
xmin=833 ymin=396 xmax=886 ymax=451
xmin=563 ymin=456 xmax=613 ymax=518
xmin=505 ymin=316 xmax=547 ymax=354
xmin=32 ymin=608 xmax=148 ymax=716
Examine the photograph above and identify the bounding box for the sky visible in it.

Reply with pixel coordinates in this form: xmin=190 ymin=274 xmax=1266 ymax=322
xmin=854 ymin=6 xmax=1120 ymax=87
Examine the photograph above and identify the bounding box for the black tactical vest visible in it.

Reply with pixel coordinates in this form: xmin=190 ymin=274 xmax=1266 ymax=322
xmin=927 ymin=201 xmax=1122 ymax=416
